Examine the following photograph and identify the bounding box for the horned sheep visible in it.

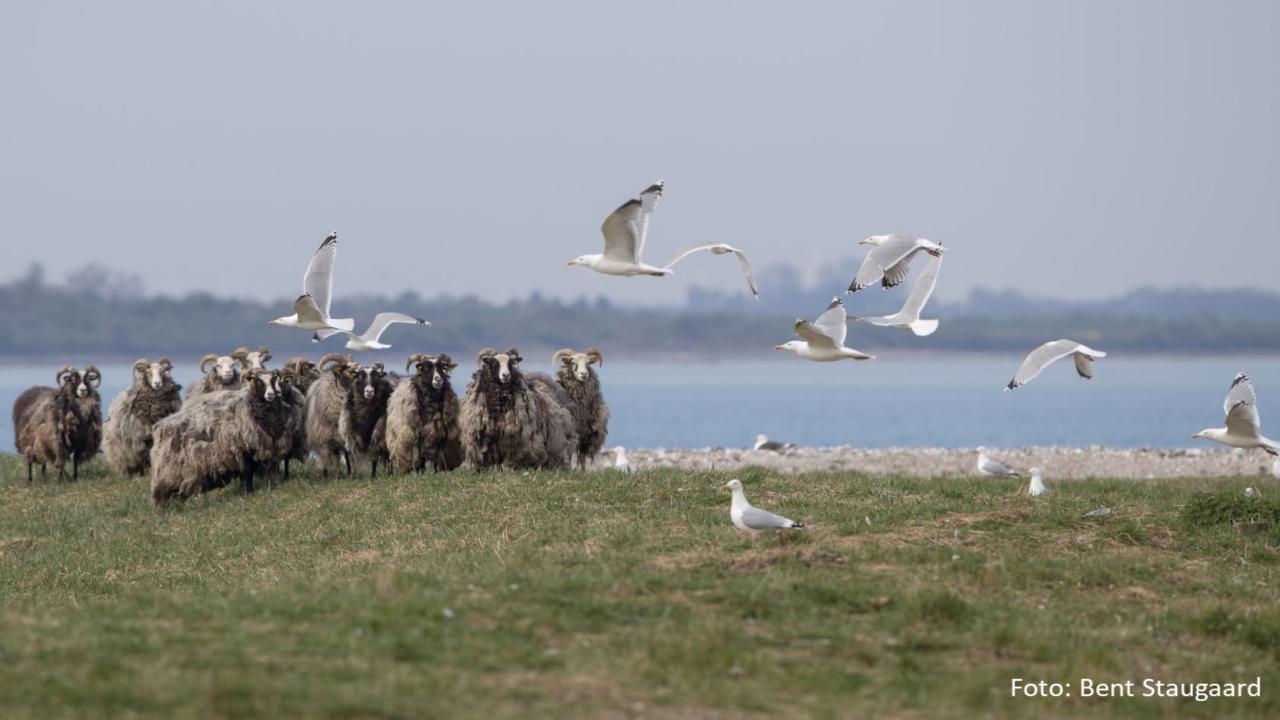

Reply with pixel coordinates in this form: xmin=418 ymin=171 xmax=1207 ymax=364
xmin=184 ymin=352 xmax=242 ymax=406
xmin=551 ymin=348 xmax=610 ymax=469
xmin=337 ymin=361 xmax=398 ymax=477
xmin=12 ymin=365 xmax=103 ymax=482
xmin=459 ymin=348 xmax=577 ymax=470
xmin=103 ymin=357 xmax=183 ymax=475
xmin=149 ymin=368 xmax=299 ymax=505
xmin=305 ymin=354 xmax=358 ymax=476
xmin=386 ymin=353 xmax=463 ymax=473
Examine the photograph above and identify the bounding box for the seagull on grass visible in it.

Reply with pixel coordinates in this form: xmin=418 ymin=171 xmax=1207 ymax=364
xmin=1028 ymin=467 xmax=1053 ymax=497
xmin=1191 ymin=373 xmax=1279 ymax=455
xmin=977 ymin=447 xmax=1021 ymax=478
xmin=567 ymin=180 xmax=759 ymax=298
xmin=719 ymin=479 xmax=805 ymax=538
xmin=774 ymin=297 xmax=874 ymax=362
xmin=269 ymin=231 xmax=355 ymax=335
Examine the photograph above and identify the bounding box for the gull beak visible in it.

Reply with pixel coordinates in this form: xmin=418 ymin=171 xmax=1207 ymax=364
xmin=718 ymin=483 xmax=729 ymax=492
xmin=858 ymin=238 xmax=871 ymax=245
xmin=566 ymin=259 xmax=577 ymax=266
xmin=773 ymin=344 xmax=784 ymax=350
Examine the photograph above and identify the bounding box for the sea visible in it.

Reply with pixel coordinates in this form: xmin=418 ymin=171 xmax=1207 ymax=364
xmin=3 ymin=357 xmax=1277 ymax=453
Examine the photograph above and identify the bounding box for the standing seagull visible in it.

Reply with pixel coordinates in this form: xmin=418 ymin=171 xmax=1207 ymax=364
xmin=329 ymin=313 xmax=429 ymax=352
xmin=849 ymin=253 xmax=943 ymax=336
xmin=753 ymin=434 xmax=795 ymax=453
xmin=774 ymin=297 xmax=874 ymax=362
xmin=269 ymin=232 xmax=356 ymax=335
xmin=1191 ymin=373 xmax=1279 ymax=455
xmin=567 ymin=180 xmax=759 ymax=298
xmin=847 ymin=234 xmax=945 ymax=293
xmin=1028 ymin=467 xmax=1053 ymax=497
xmin=977 ymin=447 xmax=1021 ymax=478
xmin=719 ymin=479 xmax=805 ymax=537
xmin=1006 ymin=339 xmax=1107 ymax=390
xmin=612 ymin=446 xmax=635 ymax=473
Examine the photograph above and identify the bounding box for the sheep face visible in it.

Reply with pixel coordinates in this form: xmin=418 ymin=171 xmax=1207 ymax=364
xmin=58 ymin=366 xmax=99 ymax=399
xmin=244 ymin=369 xmax=286 ymax=404
xmin=554 ymin=348 xmax=603 ymax=383
xmin=481 ymin=349 xmax=522 ymax=386
xmin=134 ymin=358 xmax=174 ymax=391
xmin=348 ymin=364 xmax=387 ymax=400
xmin=201 ymin=354 xmax=240 ymax=384
xmin=233 ymin=345 xmax=273 ymax=372
xmin=409 ymin=354 xmax=457 ymax=391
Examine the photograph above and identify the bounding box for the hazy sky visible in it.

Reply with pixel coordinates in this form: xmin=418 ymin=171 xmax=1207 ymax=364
xmin=2 ymin=2 xmax=1277 ymax=306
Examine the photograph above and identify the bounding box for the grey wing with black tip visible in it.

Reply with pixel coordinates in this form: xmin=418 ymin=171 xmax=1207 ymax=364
xmin=1224 ymin=372 xmax=1262 ymax=436
xmin=303 ymin=232 xmax=339 ymax=316
xmin=741 ymin=506 xmax=803 ymax=530
xmin=600 ymin=181 xmax=663 ymax=263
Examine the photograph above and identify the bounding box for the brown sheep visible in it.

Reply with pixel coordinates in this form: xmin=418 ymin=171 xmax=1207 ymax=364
xmin=13 ymin=365 xmax=103 ymax=482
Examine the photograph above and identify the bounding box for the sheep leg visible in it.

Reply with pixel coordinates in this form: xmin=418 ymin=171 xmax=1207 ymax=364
xmin=73 ymin=455 xmax=79 ymax=482
xmin=371 ymin=459 xmax=378 ymax=479
xmin=40 ymin=463 xmax=47 ymax=479
xmin=283 ymin=458 xmax=291 ymax=481
xmin=26 ymin=462 xmax=32 ymax=484
xmin=343 ymin=451 xmax=353 ymax=478
xmin=242 ymin=464 xmax=256 ymax=494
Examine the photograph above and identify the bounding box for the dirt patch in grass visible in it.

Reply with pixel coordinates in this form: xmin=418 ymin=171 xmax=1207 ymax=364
xmin=727 ymin=547 xmax=847 ymax=573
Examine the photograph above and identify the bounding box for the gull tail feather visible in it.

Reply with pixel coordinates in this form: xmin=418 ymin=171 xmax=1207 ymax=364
xmin=910 ymin=319 xmax=939 ymax=336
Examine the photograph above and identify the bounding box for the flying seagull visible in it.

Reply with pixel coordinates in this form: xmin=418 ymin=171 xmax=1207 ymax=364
xmin=1028 ymin=467 xmax=1053 ymax=497
xmin=269 ymin=231 xmax=356 ymax=335
xmin=1191 ymin=373 xmax=1279 ymax=455
xmin=567 ymin=180 xmax=759 ymax=298
xmin=977 ymin=447 xmax=1021 ymax=478
xmin=753 ymin=434 xmax=795 ymax=453
xmin=1006 ymin=339 xmax=1106 ymax=390
xmin=847 ymin=234 xmax=945 ymax=293
xmin=323 ymin=313 xmax=429 ymax=352
xmin=774 ymin=297 xmax=874 ymax=362
xmin=719 ymin=479 xmax=805 ymax=537
xmin=849 ymin=252 xmax=942 ymax=336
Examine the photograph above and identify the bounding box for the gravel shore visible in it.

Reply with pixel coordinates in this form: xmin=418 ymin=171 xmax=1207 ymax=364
xmin=614 ymin=446 xmax=1280 ymax=480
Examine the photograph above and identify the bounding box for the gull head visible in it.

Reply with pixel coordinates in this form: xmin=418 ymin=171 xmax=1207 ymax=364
xmin=719 ymin=478 xmax=743 ymax=493
xmin=567 ymin=255 xmax=595 ymax=268
xmin=858 ymin=235 xmax=887 ymax=247
xmin=774 ymin=341 xmax=803 ymax=353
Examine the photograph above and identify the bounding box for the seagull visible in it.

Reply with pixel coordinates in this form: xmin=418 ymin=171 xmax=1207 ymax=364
xmin=753 ymin=434 xmax=795 ymax=453
xmin=321 ymin=313 xmax=429 ymax=352
xmin=1245 ymin=486 xmax=1261 ymax=499
xmin=977 ymin=447 xmax=1021 ymax=478
xmin=268 ymin=231 xmax=356 ymax=335
xmin=1028 ymin=467 xmax=1053 ymax=497
xmin=1191 ymin=373 xmax=1279 ymax=455
xmin=719 ymin=479 xmax=805 ymax=537
xmin=846 ymin=234 xmax=945 ymax=293
xmin=774 ymin=297 xmax=874 ymax=362
xmin=1006 ymin=339 xmax=1106 ymax=390
xmin=849 ymin=252 xmax=942 ymax=336
xmin=613 ymin=446 xmax=635 ymax=473
xmin=567 ymin=180 xmax=759 ymax=299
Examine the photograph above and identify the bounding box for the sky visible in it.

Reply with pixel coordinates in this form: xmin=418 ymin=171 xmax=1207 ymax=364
xmin=2 ymin=1 xmax=1277 ymax=307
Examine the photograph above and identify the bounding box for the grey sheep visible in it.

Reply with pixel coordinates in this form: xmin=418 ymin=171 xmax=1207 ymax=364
xmin=184 ymin=352 xmax=243 ymax=406
xmin=305 ymin=353 xmax=357 ymax=477
xmin=103 ymin=357 xmax=183 ymax=475
xmin=386 ymin=353 xmax=463 ymax=473
xmin=551 ymin=348 xmax=610 ymax=469
xmin=149 ymin=368 xmax=299 ymax=505
xmin=338 ymin=361 xmax=397 ymax=477
xmin=459 ymin=348 xmax=577 ymax=470
xmin=13 ymin=365 xmax=103 ymax=482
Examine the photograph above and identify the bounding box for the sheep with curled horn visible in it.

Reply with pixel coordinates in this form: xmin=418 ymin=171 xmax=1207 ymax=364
xmin=552 ymin=348 xmax=610 ymax=469
xmin=231 ymin=345 xmax=273 ymax=372
xmin=305 ymin=353 xmax=358 ymax=477
xmin=282 ymin=357 xmax=322 ymax=394
xmin=459 ymin=347 xmax=577 ymax=470
xmin=386 ymin=353 xmax=464 ymax=473
xmin=103 ymin=357 xmax=182 ymax=475
xmin=150 ymin=368 xmax=297 ymax=505
xmin=337 ymin=360 xmax=398 ymax=477
xmin=12 ymin=365 xmax=103 ymax=482
xmin=184 ymin=352 xmax=243 ymax=406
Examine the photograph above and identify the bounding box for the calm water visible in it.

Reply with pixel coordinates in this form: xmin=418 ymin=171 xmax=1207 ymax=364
xmin=2 ymin=358 xmax=1277 ymax=453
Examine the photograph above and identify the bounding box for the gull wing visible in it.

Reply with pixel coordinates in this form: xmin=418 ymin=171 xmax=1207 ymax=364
xmin=741 ymin=506 xmax=800 ymax=530
xmin=600 ymin=181 xmax=663 ymax=263
xmin=1224 ymin=373 xmax=1262 ymax=436
xmin=848 ymin=234 xmax=918 ymax=292
xmin=359 ymin=313 xmax=429 ymax=343
xmin=794 ymin=318 xmax=837 ymax=349
xmin=663 ymin=244 xmax=759 ymax=298
xmin=898 ymin=253 xmax=943 ymax=319
xmin=811 ymin=296 xmax=847 ymax=347
xmin=303 ymin=232 xmax=339 ymax=316
xmin=1072 ymin=352 xmax=1095 ymax=380
xmin=1006 ymin=339 xmax=1083 ymax=390
xmin=981 ymin=456 xmax=1020 ymax=477
xmin=293 ymin=294 xmax=327 ymax=325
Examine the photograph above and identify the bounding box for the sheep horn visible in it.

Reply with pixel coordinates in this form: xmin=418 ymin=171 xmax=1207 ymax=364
xmin=319 ymin=353 xmax=348 ymax=371
xmin=200 ymin=353 xmax=220 ymax=373
xmin=257 ymin=345 xmax=272 ymax=363
xmin=157 ymin=357 xmax=173 ymax=369
xmin=84 ymin=366 xmax=102 ymax=387
xmin=585 ymin=348 xmax=603 ymax=366
xmin=438 ymin=353 xmax=456 ymax=372
xmin=551 ymin=348 xmax=576 ymax=365
xmin=505 ymin=347 xmax=522 ymax=362
xmin=133 ymin=358 xmax=150 ymax=373
xmin=405 ymin=353 xmax=425 ymax=373
xmin=56 ymin=365 xmax=76 ymax=384
xmin=230 ymin=346 xmax=250 ymax=360
xmin=476 ymin=348 xmax=497 ymax=364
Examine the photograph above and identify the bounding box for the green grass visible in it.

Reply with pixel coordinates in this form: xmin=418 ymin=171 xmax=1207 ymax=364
xmin=1 ymin=455 xmax=1278 ymax=719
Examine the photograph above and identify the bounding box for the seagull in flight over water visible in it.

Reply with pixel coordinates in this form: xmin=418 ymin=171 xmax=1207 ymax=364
xmin=1192 ymin=373 xmax=1279 ymax=455
xmin=774 ymin=297 xmax=874 ymax=362
xmin=320 ymin=313 xmax=429 ymax=352
xmin=847 ymin=234 xmax=945 ymax=293
xmin=567 ymin=180 xmax=759 ymax=299
xmin=269 ymin=231 xmax=356 ymax=335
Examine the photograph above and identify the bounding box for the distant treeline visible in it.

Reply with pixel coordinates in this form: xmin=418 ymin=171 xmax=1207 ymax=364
xmin=2 ymin=263 xmax=1279 ymax=360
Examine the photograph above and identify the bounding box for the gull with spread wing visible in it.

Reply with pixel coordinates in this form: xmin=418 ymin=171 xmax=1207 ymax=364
xmin=269 ymin=231 xmax=355 ymax=334
xmin=330 ymin=313 xmax=429 ymax=352
xmin=567 ymin=180 xmax=759 ymax=298
xmin=847 ymin=234 xmax=945 ymax=293
xmin=849 ymin=252 xmax=943 ymax=336
xmin=774 ymin=297 xmax=874 ymax=362
xmin=1191 ymin=373 xmax=1279 ymax=455
xmin=1006 ymin=339 xmax=1106 ymax=390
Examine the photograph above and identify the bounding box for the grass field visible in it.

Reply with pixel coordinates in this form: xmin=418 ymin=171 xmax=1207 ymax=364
xmin=0 ymin=455 xmax=1277 ymax=719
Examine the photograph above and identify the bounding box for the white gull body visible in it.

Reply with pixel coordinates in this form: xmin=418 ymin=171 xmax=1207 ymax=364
xmin=269 ymin=231 xmax=355 ymax=334
xmin=775 ymin=297 xmax=874 ymax=362
xmin=1006 ymin=339 xmax=1106 ymax=390
xmin=849 ymin=253 xmax=942 ymax=336
xmin=977 ymin=447 xmax=1021 ymax=478
xmin=613 ymin=446 xmax=635 ymax=473
xmin=847 ymin=234 xmax=945 ymax=293
xmin=1028 ymin=467 xmax=1053 ymax=497
xmin=1191 ymin=373 xmax=1279 ymax=455
xmin=720 ymin=479 xmax=804 ymax=537
xmin=324 ymin=313 xmax=429 ymax=351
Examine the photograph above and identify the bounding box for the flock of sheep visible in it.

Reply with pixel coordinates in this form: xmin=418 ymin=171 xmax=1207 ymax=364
xmin=10 ymin=345 xmax=611 ymax=506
